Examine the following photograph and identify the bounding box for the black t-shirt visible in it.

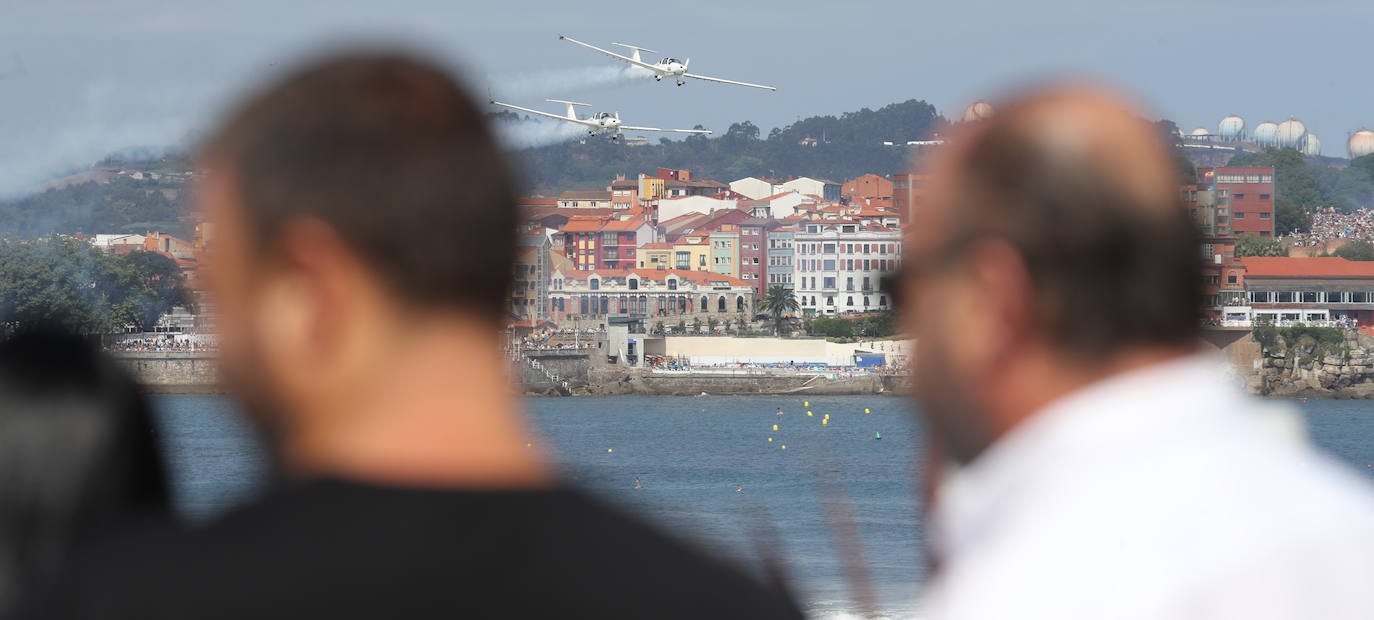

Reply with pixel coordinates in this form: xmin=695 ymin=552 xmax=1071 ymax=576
xmin=44 ymin=479 xmax=803 ymax=619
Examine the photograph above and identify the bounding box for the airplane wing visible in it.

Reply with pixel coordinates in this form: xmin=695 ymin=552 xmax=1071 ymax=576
xmin=683 ymin=72 xmax=777 ymax=91
xmin=489 ymin=99 xmax=587 ymax=125
xmin=559 ymin=35 xmax=660 ymax=72
xmin=620 ymin=125 xmax=713 ymax=134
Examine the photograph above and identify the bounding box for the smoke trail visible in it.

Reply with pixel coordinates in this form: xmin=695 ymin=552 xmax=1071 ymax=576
xmin=488 ymin=64 xmax=654 ymax=102
xmin=492 ymin=117 xmax=597 ymax=150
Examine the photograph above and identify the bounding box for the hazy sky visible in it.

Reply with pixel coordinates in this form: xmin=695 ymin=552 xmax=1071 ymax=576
xmin=2 ymin=0 xmax=1372 ymax=196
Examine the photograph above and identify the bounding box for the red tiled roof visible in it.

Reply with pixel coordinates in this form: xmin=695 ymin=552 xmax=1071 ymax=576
xmin=558 ymin=190 xmax=612 ymax=200
xmin=640 ymin=242 xmax=674 ymax=250
xmin=759 ymin=191 xmax=797 ymax=202
xmin=1243 ymin=257 xmax=1374 ymax=278
xmin=560 ymin=216 xmax=606 ymax=232
xmin=601 ymin=218 xmax=646 ymax=231
xmin=523 ymin=207 xmax=618 ymax=220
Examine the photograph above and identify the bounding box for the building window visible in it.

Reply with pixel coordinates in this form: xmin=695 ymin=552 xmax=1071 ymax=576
xmin=1301 ymin=291 xmax=1318 ymax=303
xmin=1233 ymin=212 xmax=1244 ymax=219
xmin=846 ymin=296 xmax=854 ymax=306
xmin=823 ymin=277 xmax=836 ymax=289
xmin=737 ymin=297 xmax=745 ymax=312
xmin=718 ymin=297 xmax=727 ymax=312
xmin=629 ymin=279 xmax=638 ymax=290
xmin=823 ymin=260 xmax=836 ymax=270
xmin=1277 ymin=291 xmax=1293 ymax=303
xmin=590 ymin=279 xmax=599 ymax=290
xmin=1227 ymin=275 xmax=1238 ymax=285
xmin=1353 ymin=292 xmax=1369 ymax=303
xmin=699 ymin=255 xmax=707 ymax=267
xmin=1260 ymin=212 xmax=1271 ymax=219
xmin=668 ymin=279 xmax=677 ymax=290
xmin=1260 ymin=194 xmax=1271 ymax=200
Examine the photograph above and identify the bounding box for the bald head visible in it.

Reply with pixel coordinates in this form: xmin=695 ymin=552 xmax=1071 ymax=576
xmin=918 ymin=86 xmax=1201 ymax=358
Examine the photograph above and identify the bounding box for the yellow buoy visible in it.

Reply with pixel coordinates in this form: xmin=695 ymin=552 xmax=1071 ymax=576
xmin=772 ymin=424 xmax=778 ymax=431
xmin=781 ymin=445 xmax=787 ymax=450
xmin=807 ymin=411 xmax=813 ymax=416
xmin=804 ymin=401 xmax=809 ymax=407
xmin=768 ymin=437 xmax=773 ymax=442
xmin=865 ymin=408 xmax=871 ymax=414
xmin=822 ymin=419 xmax=828 ymax=426
xmin=607 ymin=448 xmax=613 ymax=453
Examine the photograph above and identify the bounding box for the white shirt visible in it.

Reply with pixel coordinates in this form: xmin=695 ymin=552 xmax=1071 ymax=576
xmin=922 ymin=354 xmax=1374 ymax=619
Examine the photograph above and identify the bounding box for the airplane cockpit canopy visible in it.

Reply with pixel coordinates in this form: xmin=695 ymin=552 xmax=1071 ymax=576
xmin=661 ymin=57 xmax=680 ymax=65
xmin=594 ymin=112 xmax=613 ymax=119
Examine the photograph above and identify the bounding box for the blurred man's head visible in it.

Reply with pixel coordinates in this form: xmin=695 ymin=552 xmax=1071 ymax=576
xmin=903 ymin=86 xmax=1201 ymax=463
xmin=197 ymin=52 xmax=516 ymax=442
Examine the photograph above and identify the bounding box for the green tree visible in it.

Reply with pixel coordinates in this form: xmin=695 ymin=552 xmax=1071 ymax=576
xmin=1174 ymin=156 xmax=1197 ymax=185
xmin=810 ymin=317 xmax=854 ymax=339
xmin=0 ymin=237 xmax=185 ymax=334
xmin=757 ymin=285 xmax=800 ymax=336
xmin=1235 ymin=234 xmax=1285 ymax=258
xmin=1334 ymin=241 xmax=1374 ymax=261
xmin=1274 ymin=197 xmax=1312 ymax=235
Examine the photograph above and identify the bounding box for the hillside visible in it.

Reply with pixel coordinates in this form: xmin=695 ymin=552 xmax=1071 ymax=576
xmin=505 ymin=99 xmax=945 ymax=193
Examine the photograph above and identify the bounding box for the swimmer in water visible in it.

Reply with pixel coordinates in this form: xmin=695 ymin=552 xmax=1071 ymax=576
xmin=736 ymin=485 xmax=745 ymax=493
xmin=634 ymin=477 xmax=643 ymax=490
xmin=776 ymin=407 xmax=783 ymax=418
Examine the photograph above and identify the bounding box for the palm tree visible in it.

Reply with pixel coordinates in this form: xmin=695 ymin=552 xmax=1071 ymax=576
xmin=758 ymin=286 xmax=800 ymax=336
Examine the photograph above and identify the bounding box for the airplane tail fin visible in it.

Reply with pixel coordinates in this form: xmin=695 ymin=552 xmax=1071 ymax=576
xmin=546 ymin=99 xmax=591 ymax=120
xmin=611 ymin=42 xmax=657 ymax=63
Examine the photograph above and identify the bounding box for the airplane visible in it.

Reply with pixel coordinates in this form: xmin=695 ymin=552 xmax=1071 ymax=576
xmin=559 ymin=35 xmax=776 ymax=91
xmin=489 ymin=97 xmax=712 ymax=141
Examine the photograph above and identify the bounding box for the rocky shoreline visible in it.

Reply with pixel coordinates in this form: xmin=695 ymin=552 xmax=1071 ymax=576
xmin=1253 ymin=329 xmax=1374 ymax=399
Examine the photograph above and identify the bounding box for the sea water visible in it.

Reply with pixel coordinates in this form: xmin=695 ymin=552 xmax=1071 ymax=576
xmin=149 ymin=394 xmax=1374 ymax=619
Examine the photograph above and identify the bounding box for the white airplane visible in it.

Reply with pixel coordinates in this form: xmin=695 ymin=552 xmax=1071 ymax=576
xmin=559 ymin=35 xmax=776 ymax=91
xmin=489 ymin=97 xmax=712 ymax=141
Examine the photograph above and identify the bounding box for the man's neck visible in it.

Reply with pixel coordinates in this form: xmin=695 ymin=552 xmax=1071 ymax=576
xmin=284 ymin=318 xmax=551 ymax=490
xmin=977 ymin=345 xmax=1196 ymax=460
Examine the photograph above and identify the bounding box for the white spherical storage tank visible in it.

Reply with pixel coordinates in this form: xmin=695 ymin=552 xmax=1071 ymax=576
xmin=1349 ymin=129 xmax=1374 ymax=159
xmin=1218 ymin=115 xmax=1245 ymax=140
xmin=1275 ymin=118 xmax=1307 ymax=150
xmin=1254 ymin=121 xmax=1279 ymax=147
xmin=962 ymin=100 xmax=994 ymax=122
xmin=1301 ymin=133 xmax=1322 ymax=157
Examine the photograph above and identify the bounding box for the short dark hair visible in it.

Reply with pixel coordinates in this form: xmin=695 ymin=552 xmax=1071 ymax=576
xmin=203 ymin=52 xmax=516 ymax=321
xmin=947 ymin=111 xmax=1202 ymax=357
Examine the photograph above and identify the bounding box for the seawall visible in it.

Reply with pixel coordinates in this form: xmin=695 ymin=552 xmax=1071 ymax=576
xmin=111 ymin=351 xmax=221 ymax=394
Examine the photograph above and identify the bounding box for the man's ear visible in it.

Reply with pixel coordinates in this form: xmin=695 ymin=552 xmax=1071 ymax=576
xmin=964 ymin=239 xmax=1036 ymax=361
xmin=262 ymin=218 xmax=356 ymax=359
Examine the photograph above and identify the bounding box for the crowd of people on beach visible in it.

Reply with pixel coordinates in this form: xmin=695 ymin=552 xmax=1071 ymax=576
xmin=104 ymin=337 xmax=218 ymax=353
xmin=1281 ymin=207 xmax=1374 ymax=247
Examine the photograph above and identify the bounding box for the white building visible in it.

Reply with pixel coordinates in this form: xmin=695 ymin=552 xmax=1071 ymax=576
xmin=793 ymin=220 xmax=902 ymax=315
xmin=781 ymin=177 xmax=842 ymax=203
xmin=90 ymin=234 xmax=145 ymax=251
xmin=748 ymin=190 xmax=814 ymax=219
xmin=729 ymin=176 xmax=786 ymax=200
xmin=656 ymin=195 xmax=739 ymax=223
